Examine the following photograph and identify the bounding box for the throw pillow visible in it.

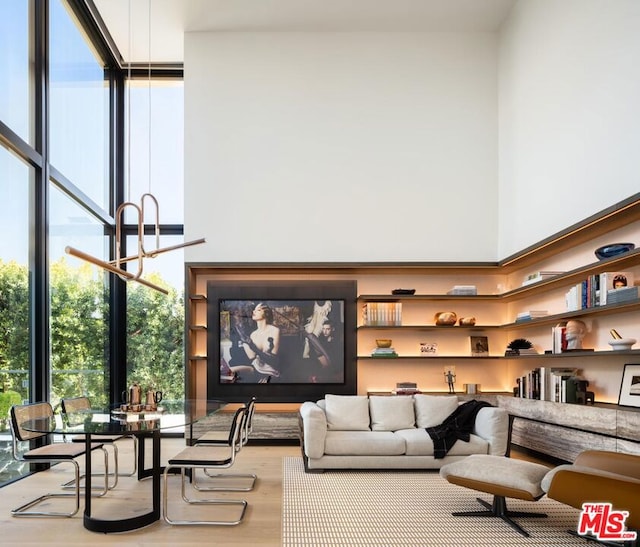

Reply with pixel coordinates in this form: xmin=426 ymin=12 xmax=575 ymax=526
xmin=324 ymin=394 xmax=370 ymax=431
xmin=414 ymin=394 xmax=458 ymax=428
xmin=369 ymin=396 xmax=415 ymax=431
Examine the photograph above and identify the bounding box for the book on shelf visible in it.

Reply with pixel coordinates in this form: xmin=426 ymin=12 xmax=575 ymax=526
xmin=552 ymin=324 xmax=567 ymax=354
xmin=606 ymin=285 xmax=638 ymax=305
xmin=515 ymin=310 xmax=548 ymax=322
xmin=394 ymin=382 xmax=419 ymax=394
xmin=371 ymin=347 xmax=399 ymax=358
xmin=516 ymin=366 xmax=580 ymax=402
xmin=446 ymin=285 xmax=477 ymax=295
xmin=599 ymin=272 xmax=634 ymax=306
xmin=522 ymin=270 xmax=565 ymax=286
xmin=362 ymin=302 xmax=402 ymax=326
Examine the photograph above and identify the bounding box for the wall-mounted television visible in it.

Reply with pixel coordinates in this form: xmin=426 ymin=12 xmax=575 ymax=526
xmin=206 ymin=280 xmax=357 ymax=403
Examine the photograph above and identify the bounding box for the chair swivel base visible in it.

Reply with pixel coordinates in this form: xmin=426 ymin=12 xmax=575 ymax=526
xmin=452 ymin=495 xmax=547 ymax=537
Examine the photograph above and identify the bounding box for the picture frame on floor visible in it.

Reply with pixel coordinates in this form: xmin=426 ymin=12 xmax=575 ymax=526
xmin=618 ymin=363 xmax=640 ymax=407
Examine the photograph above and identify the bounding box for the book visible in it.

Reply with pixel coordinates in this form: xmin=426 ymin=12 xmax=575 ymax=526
xmin=522 ymin=270 xmax=565 ymax=286
xmin=446 ymin=285 xmax=477 ymax=295
xmin=362 ymin=302 xmax=402 ymax=326
xmin=599 ymin=272 xmax=634 ymax=306
xmin=515 ymin=310 xmax=548 ymax=322
xmin=606 ymin=285 xmax=638 ymax=304
xmin=371 ymin=347 xmax=398 ymax=358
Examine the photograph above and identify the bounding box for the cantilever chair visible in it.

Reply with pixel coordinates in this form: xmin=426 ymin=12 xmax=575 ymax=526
xmin=61 ymin=396 xmax=138 ymax=486
xmin=542 ymin=450 xmax=640 ymax=547
xmin=162 ymin=406 xmax=248 ymax=526
xmin=193 ymin=397 xmax=257 ymax=492
xmin=9 ymin=402 xmax=109 ymax=517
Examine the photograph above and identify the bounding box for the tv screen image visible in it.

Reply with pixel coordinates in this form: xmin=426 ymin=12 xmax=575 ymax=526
xmin=206 ymin=280 xmax=357 ymax=403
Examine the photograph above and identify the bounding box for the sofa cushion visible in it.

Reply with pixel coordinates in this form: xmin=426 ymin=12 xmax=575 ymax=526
xmin=395 ymin=428 xmax=490 ymax=456
xmin=324 ymin=430 xmax=406 ymax=456
xmin=414 ymin=394 xmax=459 ymax=428
xmin=325 ymin=394 xmax=370 ymax=431
xmin=369 ymin=396 xmax=415 ymax=431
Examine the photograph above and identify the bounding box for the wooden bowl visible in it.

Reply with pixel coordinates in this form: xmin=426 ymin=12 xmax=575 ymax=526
xmin=376 ymin=339 xmax=393 ymax=348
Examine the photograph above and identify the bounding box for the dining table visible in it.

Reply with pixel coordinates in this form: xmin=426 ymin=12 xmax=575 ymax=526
xmin=21 ymin=399 xmax=227 ymax=533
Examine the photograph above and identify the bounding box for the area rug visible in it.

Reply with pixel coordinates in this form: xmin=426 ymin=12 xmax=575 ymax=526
xmin=282 ymin=457 xmax=588 ymax=546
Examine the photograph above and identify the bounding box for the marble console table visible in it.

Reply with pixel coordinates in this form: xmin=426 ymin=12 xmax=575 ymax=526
xmin=497 ymin=395 xmax=640 ymax=462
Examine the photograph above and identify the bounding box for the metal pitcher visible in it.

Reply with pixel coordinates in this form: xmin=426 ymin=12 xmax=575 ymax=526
xmin=145 ymin=389 xmax=163 ymax=407
xmin=122 ymin=382 xmax=142 ymax=406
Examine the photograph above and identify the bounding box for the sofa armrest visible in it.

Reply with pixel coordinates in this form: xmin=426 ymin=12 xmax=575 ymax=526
xmin=300 ymin=401 xmax=327 ymax=459
xmin=473 ymin=407 xmax=509 ymax=456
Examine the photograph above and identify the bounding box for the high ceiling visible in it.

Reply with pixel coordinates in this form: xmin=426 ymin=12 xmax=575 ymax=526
xmin=92 ymin=0 xmax=517 ymax=64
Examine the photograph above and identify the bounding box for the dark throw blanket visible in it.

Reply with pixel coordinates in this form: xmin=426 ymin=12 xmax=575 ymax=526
xmin=426 ymin=399 xmax=492 ymax=459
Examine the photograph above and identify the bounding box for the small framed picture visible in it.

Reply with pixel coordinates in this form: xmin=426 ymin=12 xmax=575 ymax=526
xmin=470 ymin=335 xmax=489 ymax=356
xmin=419 ymin=342 xmax=438 ymax=356
xmin=618 ymin=364 xmax=640 ymax=407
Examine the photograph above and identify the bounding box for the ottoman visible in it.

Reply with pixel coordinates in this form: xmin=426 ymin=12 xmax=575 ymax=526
xmin=440 ymin=454 xmax=550 ymax=537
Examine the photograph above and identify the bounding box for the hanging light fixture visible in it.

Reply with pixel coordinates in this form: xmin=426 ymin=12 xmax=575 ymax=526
xmin=66 ymin=0 xmax=204 ymax=294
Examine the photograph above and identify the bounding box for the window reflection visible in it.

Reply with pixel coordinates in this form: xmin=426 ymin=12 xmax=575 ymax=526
xmin=49 ymin=185 xmax=110 ymax=408
xmin=49 ymin=0 xmax=109 ymax=208
xmin=0 ymin=145 xmax=31 ymax=482
xmin=0 ymin=1 xmax=33 ymax=143
xmin=125 ymin=234 xmax=184 ymax=401
xmin=125 ymin=79 xmax=184 ymax=224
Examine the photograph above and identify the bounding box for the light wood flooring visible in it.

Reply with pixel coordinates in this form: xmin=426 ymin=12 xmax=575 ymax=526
xmin=0 ymin=438 xmax=551 ymax=546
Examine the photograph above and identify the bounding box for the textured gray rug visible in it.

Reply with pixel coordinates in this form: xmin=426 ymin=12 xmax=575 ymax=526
xmin=282 ymin=457 xmax=588 ymax=546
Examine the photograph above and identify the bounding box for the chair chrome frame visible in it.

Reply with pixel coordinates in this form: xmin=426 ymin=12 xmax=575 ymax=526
xmin=194 ymin=397 xmax=257 ymax=492
xmin=61 ymin=396 xmax=138 ymax=480
xmin=162 ymin=407 xmax=248 ymax=525
xmin=9 ymin=402 xmax=109 ymax=518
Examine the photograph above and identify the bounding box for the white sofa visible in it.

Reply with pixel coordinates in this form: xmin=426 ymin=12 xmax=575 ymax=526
xmin=299 ymin=394 xmax=510 ymax=472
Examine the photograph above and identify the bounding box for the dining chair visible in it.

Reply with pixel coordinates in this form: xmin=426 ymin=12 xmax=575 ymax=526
xmin=192 ymin=397 xmax=257 ymax=492
xmin=9 ymin=401 xmax=109 ymax=517
xmin=60 ymin=396 xmax=138 ymax=486
xmin=162 ymin=406 xmax=248 ymax=525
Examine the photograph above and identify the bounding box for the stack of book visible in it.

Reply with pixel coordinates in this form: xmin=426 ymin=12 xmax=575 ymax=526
xmin=394 ymin=382 xmax=420 ymax=395
xmin=599 ymin=272 xmax=634 ymax=306
xmin=371 ymin=347 xmax=398 ymax=358
xmin=515 ymin=310 xmax=548 ymax=322
xmin=607 ymin=285 xmax=638 ymax=304
xmin=446 ymin=285 xmax=477 ymax=295
xmin=522 ymin=270 xmax=565 ymax=286
xmin=362 ymin=302 xmax=402 ymax=326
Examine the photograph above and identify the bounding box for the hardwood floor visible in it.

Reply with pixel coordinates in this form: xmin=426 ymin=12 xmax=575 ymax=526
xmin=0 ymin=438 xmax=298 ymax=546
xmin=0 ymin=438 xmax=551 ymax=545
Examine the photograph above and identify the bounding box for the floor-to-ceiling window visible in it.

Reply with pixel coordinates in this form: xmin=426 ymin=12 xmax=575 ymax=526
xmin=48 ymin=0 xmax=112 ymax=408
xmin=0 ymin=0 xmax=185 ymax=485
xmin=124 ymin=77 xmax=185 ymax=401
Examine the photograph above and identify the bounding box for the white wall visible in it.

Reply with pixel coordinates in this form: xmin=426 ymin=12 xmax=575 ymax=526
xmin=184 ymin=32 xmax=498 ymax=263
xmin=498 ymin=0 xmax=640 ymax=258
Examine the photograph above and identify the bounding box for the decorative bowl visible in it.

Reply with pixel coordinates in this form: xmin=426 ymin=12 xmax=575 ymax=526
xmin=594 ymin=243 xmax=635 ymax=260
xmin=434 ymin=311 xmax=457 ymax=326
xmin=608 ymin=338 xmax=636 ymax=351
xmin=375 ymin=339 xmax=393 ymax=348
